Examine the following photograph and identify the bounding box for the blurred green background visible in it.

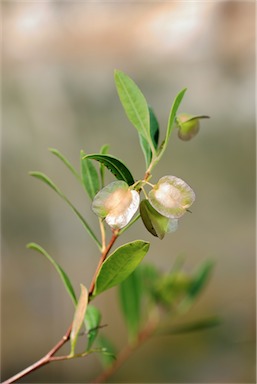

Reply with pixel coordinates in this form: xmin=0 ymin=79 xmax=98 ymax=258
xmin=1 ymin=2 xmax=255 ymax=383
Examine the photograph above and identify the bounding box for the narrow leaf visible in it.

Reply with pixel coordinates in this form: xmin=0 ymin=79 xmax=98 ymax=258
xmin=49 ymin=148 xmax=81 ymax=182
xmin=180 ymin=260 xmax=214 ymax=311
xmin=188 ymin=260 xmax=214 ymax=299
xmin=93 ymin=240 xmax=150 ymax=297
xmin=29 ymin=171 xmax=101 ymax=249
xmin=139 ymin=106 xmax=159 ymax=167
xmin=97 ymin=335 xmax=117 ymax=367
xmin=158 ymin=316 xmax=221 ymax=336
xmin=166 ymin=88 xmax=187 ymax=143
xmin=84 ymin=305 xmax=102 ymax=350
xmin=119 ymin=268 xmax=142 ymax=340
xmin=83 ymin=154 xmax=134 ymax=186
xmin=149 ymin=106 xmax=160 ymax=149
xmin=81 ymin=150 xmax=100 ymax=200
xmin=70 ymin=284 xmax=88 ymax=356
xmin=183 ymin=115 xmax=210 ymax=123
xmin=27 ymin=242 xmax=77 ymax=305
xmin=114 ymin=70 xmax=151 ymax=143
xmin=158 ymin=88 xmax=187 ymax=159
xmin=99 ymin=144 xmax=110 ymax=188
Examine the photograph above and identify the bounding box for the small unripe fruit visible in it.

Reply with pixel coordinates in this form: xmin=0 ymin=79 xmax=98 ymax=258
xmin=176 ymin=114 xmax=209 ymax=141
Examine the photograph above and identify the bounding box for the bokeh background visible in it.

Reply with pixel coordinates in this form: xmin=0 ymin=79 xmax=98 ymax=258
xmin=1 ymin=1 xmax=255 ymax=383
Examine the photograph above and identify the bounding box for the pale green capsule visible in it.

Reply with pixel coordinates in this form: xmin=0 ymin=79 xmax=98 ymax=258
xmin=176 ymin=114 xmax=209 ymax=141
xmin=148 ymin=176 xmax=195 ymax=219
xmin=92 ymin=180 xmax=139 ymax=229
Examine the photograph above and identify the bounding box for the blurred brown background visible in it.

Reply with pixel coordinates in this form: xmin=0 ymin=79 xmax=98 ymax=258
xmin=1 ymin=2 xmax=255 ymax=383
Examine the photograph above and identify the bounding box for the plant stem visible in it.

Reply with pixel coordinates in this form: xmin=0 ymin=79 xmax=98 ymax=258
xmin=93 ymin=316 xmax=159 ymax=384
xmin=89 ymin=231 xmax=119 ymax=297
xmin=2 ymin=233 xmax=119 ymax=384
xmin=1 ymin=324 xmax=72 ymax=384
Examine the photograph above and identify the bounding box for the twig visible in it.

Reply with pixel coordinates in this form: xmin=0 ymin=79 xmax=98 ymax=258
xmin=93 ymin=317 xmax=159 ymax=384
xmin=89 ymin=231 xmax=119 ymax=297
xmin=1 ymin=324 xmax=72 ymax=384
xmin=2 ymin=233 xmax=119 ymax=384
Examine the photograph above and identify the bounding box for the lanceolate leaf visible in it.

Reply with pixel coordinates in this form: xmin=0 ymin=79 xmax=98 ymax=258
xmin=83 ymin=154 xmax=134 ymax=186
xmin=70 ymin=284 xmax=88 ymax=356
xmin=119 ymin=268 xmax=143 ymax=340
xmin=49 ymin=148 xmax=81 ymax=182
xmin=27 ymin=243 xmax=77 ymax=306
xmin=97 ymin=335 xmax=117 ymax=367
xmin=188 ymin=260 xmax=214 ymax=299
xmin=139 ymin=106 xmax=160 ymax=167
xmin=93 ymin=240 xmax=150 ymax=297
xmin=29 ymin=171 xmax=101 ymax=249
xmin=182 ymin=115 xmax=210 ymax=123
xmin=158 ymin=88 xmax=187 ymax=160
xmin=84 ymin=305 xmax=102 ymax=350
xmin=149 ymin=106 xmax=160 ymax=149
xmin=166 ymin=88 xmax=187 ymax=144
xmin=80 ymin=150 xmax=100 ymax=200
xmin=99 ymin=144 xmax=110 ymax=188
xmin=180 ymin=260 xmax=214 ymax=311
xmin=114 ymin=70 xmax=151 ymax=144
xmin=157 ymin=316 xmax=221 ymax=336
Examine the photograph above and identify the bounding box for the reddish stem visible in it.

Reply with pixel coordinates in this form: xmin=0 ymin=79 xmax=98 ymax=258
xmin=89 ymin=232 xmax=118 ymax=297
xmin=1 ymin=325 xmax=72 ymax=384
xmin=93 ymin=318 xmax=158 ymax=384
xmin=2 ymin=233 xmax=119 ymax=384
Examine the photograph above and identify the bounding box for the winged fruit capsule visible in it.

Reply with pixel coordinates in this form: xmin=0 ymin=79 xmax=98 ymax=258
xmin=148 ymin=176 xmax=195 ymax=219
xmin=92 ymin=180 xmax=140 ymax=229
xmin=140 ymin=199 xmax=178 ymax=239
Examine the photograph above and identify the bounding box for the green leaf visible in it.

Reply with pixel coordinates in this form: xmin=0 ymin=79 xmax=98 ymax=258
xmin=140 ymin=263 xmax=160 ymax=291
xmin=119 ymin=267 xmax=142 ymax=340
xmin=139 ymin=106 xmax=159 ymax=167
xmin=114 ymin=70 xmax=152 ymax=148
xmin=180 ymin=260 xmax=214 ymax=311
xmin=154 ymin=272 xmax=192 ymax=308
xmin=158 ymin=88 xmax=187 ymax=159
xmin=27 ymin=243 xmax=77 ymax=306
xmin=99 ymin=144 xmax=110 ymax=188
xmin=70 ymin=284 xmax=88 ymax=356
xmin=97 ymin=335 xmax=117 ymax=367
xmin=84 ymin=305 xmax=102 ymax=350
xmin=158 ymin=316 xmax=221 ymax=336
xmin=80 ymin=150 xmax=100 ymax=200
xmin=29 ymin=171 xmax=101 ymax=250
xmin=93 ymin=240 xmax=150 ymax=297
xmin=188 ymin=260 xmax=214 ymax=299
xmin=49 ymin=148 xmax=81 ymax=182
xmin=140 ymin=199 xmax=170 ymax=239
xmin=83 ymin=154 xmax=134 ymax=186
xmin=149 ymin=107 xmax=160 ymax=149
xmin=181 ymin=115 xmax=210 ymax=123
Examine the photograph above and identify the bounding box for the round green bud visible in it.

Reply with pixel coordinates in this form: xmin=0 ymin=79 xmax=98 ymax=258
xmin=176 ymin=114 xmax=209 ymax=141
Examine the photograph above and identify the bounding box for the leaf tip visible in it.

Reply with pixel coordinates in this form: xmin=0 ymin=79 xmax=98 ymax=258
xmin=26 ymin=242 xmax=34 ymax=249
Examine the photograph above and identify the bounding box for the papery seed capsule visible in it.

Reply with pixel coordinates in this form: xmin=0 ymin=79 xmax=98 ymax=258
xmin=148 ymin=176 xmax=195 ymax=219
xmin=92 ymin=180 xmax=140 ymax=229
